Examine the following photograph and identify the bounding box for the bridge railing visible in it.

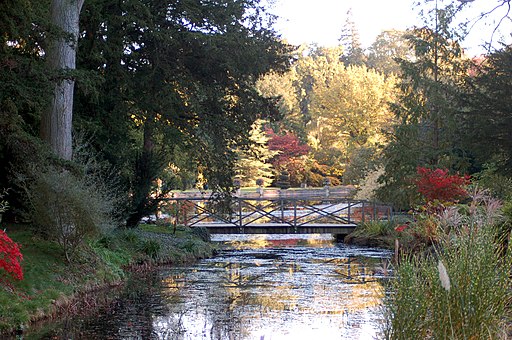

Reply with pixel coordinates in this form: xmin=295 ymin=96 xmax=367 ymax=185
xmin=160 ymin=196 xmax=393 ymax=228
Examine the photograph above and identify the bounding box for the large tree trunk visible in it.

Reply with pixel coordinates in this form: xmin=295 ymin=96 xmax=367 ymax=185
xmin=40 ymin=0 xmax=85 ymax=160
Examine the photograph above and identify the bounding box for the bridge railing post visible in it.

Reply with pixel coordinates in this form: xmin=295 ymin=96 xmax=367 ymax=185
xmin=238 ymin=197 xmax=243 ymax=231
xmin=348 ymin=200 xmax=351 ymax=223
xmin=293 ymin=199 xmax=297 ymax=233
xmin=280 ymin=196 xmax=284 ymax=222
xmin=362 ymin=201 xmax=366 ymax=223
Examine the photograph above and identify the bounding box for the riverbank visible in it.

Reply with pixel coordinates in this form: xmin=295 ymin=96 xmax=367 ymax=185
xmin=0 ymin=224 xmax=215 ymax=336
xmin=343 ymin=220 xmax=400 ymax=250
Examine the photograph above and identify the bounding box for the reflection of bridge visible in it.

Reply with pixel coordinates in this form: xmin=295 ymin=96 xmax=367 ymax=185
xmin=163 ymin=194 xmax=392 ymax=235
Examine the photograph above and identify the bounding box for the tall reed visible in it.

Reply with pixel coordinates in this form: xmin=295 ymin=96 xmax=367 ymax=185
xmin=382 ymin=193 xmax=512 ymax=339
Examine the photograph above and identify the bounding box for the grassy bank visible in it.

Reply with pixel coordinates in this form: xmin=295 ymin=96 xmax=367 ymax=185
xmin=0 ymin=224 xmax=215 ymax=334
xmin=344 ymin=218 xmax=416 ymax=251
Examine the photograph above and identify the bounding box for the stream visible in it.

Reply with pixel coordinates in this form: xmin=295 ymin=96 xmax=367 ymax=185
xmin=25 ymin=234 xmax=392 ymax=339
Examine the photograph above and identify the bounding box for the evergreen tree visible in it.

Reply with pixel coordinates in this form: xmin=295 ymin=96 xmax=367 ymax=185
xmin=376 ymin=2 xmax=470 ymax=208
xmin=338 ymin=9 xmax=367 ymax=66
xmin=234 ymin=120 xmax=277 ymax=187
xmin=76 ymin=0 xmax=292 ymax=226
xmin=461 ymin=47 xmax=512 ymax=173
xmin=0 ymin=0 xmax=52 ymax=216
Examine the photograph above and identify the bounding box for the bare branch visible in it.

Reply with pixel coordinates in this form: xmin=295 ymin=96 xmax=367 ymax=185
xmin=464 ymin=0 xmax=511 ymax=52
xmin=488 ymin=0 xmax=511 ymax=50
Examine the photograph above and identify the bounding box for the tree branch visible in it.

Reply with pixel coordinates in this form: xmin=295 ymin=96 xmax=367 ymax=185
xmin=465 ymin=0 xmax=511 ymax=52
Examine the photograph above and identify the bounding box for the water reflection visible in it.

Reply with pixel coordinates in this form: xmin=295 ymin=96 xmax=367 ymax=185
xmin=152 ymin=234 xmax=391 ymax=339
xmin=23 ymin=234 xmax=391 ymax=340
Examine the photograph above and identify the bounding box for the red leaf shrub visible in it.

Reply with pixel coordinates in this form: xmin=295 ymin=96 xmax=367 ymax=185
xmin=266 ymin=128 xmax=310 ymax=167
xmin=415 ymin=167 xmax=470 ymax=204
xmin=0 ymin=230 xmax=23 ymax=281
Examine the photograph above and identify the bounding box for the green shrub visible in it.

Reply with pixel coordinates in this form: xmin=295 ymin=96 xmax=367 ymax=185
xmin=474 ymin=163 xmax=512 ymax=200
xmin=96 ymin=234 xmax=116 ymax=250
xmin=121 ymin=230 xmax=140 ymax=244
xmin=354 ymin=220 xmax=396 ymax=238
xmin=88 ymin=239 xmax=130 ymax=281
xmin=190 ymin=226 xmax=211 ymax=242
xmin=139 ymin=239 xmax=161 ymax=259
xmin=18 ymin=165 xmax=115 ymax=262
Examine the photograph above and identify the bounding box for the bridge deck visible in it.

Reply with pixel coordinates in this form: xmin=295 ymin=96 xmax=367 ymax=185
xmin=193 ymin=222 xmax=357 ymax=235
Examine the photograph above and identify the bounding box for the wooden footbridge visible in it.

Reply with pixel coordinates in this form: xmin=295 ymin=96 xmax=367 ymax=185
xmin=162 ymin=190 xmax=392 ymax=236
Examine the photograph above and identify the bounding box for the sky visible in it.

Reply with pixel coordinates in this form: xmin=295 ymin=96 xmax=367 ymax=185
xmin=268 ymin=0 xmax=512 ymax=55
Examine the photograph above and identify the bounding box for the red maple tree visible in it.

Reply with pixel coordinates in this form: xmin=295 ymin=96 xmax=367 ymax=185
xmin=266 ymin=128 xmax=310 ymax=167
xmin=415 ymin=167 xmax=470 ymax=204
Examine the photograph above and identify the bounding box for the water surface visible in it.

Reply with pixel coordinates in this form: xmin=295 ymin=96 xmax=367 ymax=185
xmin=27 ymin=234 xmax=392 ymax=339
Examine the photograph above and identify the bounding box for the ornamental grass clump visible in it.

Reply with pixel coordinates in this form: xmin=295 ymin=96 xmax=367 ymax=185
xmin=382 ymin=191 xmax=512 ymax=339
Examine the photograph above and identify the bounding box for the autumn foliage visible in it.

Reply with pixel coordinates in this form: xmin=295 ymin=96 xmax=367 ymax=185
xmin=0 ymin=230 xmax=23 ymax=281
xmin=415 ymin=167 xmax=470 ymax=204
xmin=266 ymin=129 xmax=310 ymax=167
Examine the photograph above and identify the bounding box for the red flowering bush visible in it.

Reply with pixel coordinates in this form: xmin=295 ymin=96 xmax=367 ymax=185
xmin=415 ymin=167 xmax=470 ymax=204
xmin=0 ymin=230 xmax=23 ymax=281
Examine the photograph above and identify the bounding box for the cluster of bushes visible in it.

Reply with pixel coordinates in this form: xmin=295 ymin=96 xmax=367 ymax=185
xmin=361 ymin=167 xmax=512 ymax=338
xmin=0 ymin=148 xmax=215 ymax=333
xmin=382 ymin=190 xmax=512 ymax=338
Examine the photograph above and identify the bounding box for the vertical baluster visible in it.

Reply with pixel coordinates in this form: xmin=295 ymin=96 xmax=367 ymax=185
xmin=281 ymin=197 xmax=284 ymax=222
xmin=362 ymin=201 xmax=366 ymax=223
xmin=348 ymin=200 xmax=351 ymax=223
xmin=293 ymin=199 xmax=297 ymax=233
xmin=239 ymin=197 xmax=243 ymax=233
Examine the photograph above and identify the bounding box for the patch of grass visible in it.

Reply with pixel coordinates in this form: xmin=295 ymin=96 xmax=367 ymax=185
xmin=0 ymin=229 xmax=73 ymax=330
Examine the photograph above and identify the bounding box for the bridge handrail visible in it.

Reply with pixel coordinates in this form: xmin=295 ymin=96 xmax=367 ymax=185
xmin=160 ymin=196 xmax=393 ymax=229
